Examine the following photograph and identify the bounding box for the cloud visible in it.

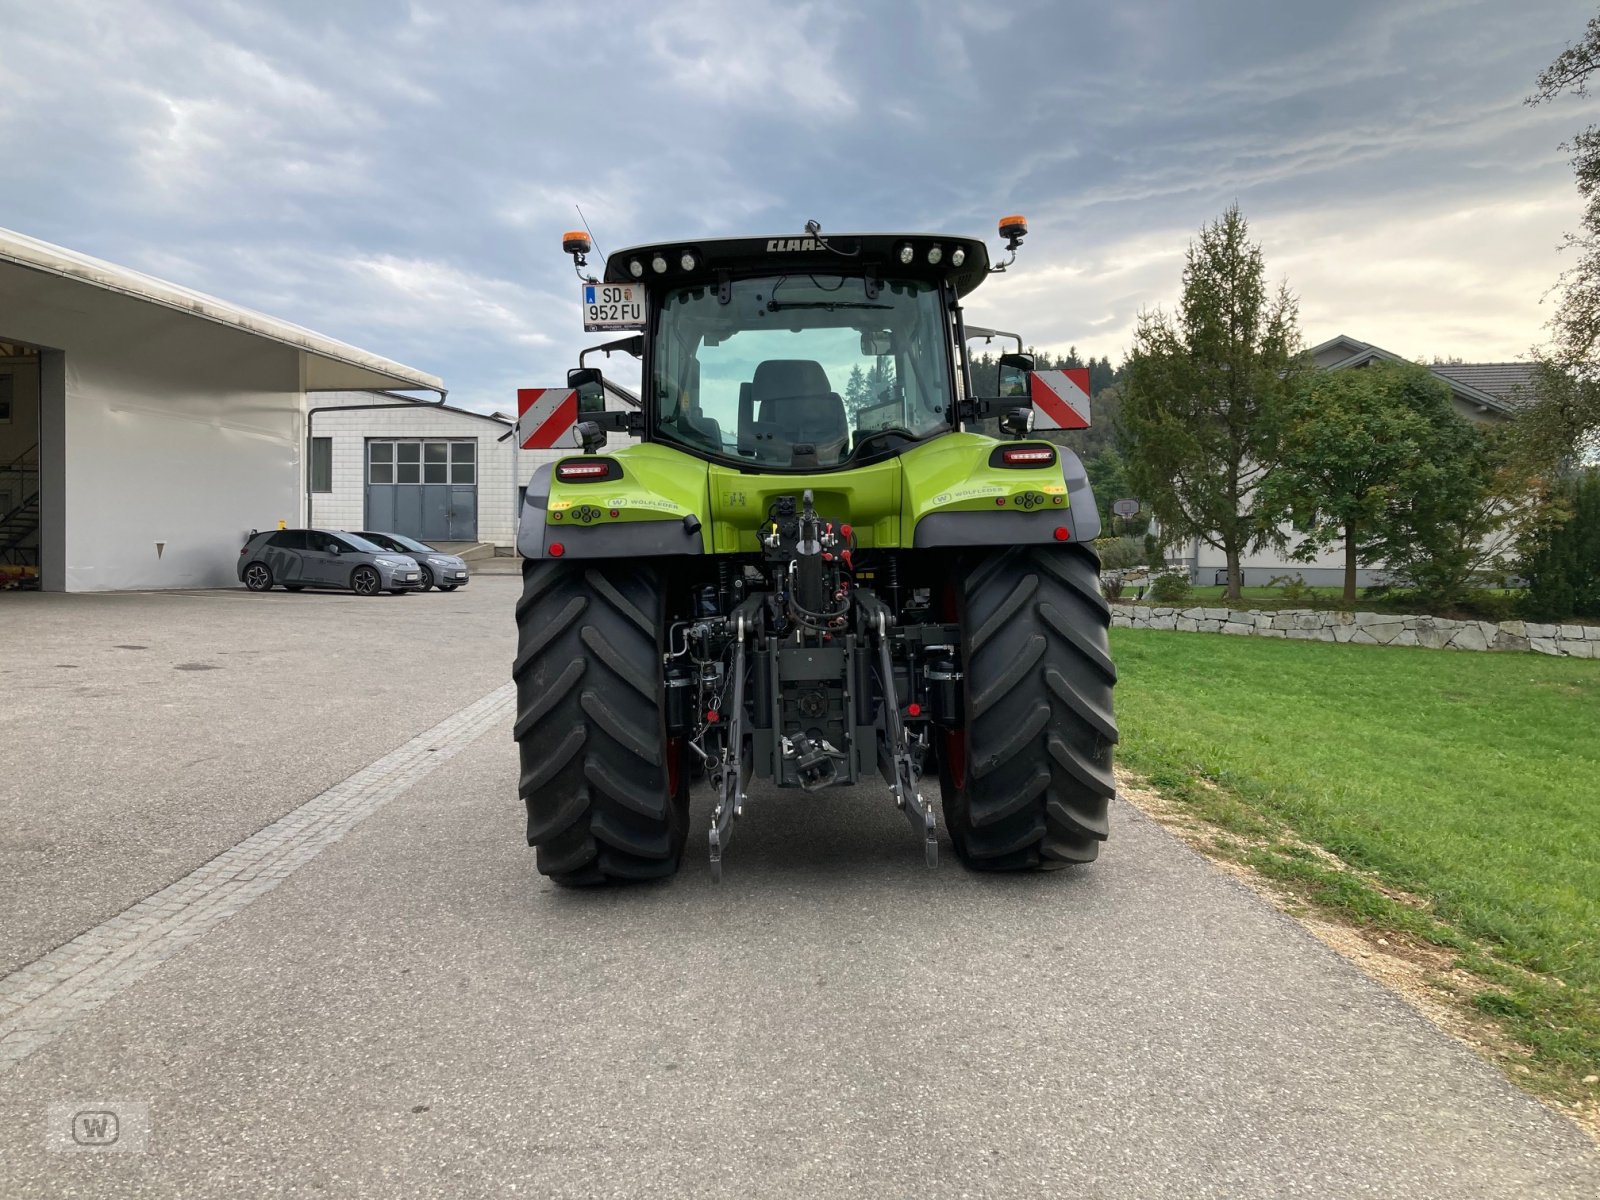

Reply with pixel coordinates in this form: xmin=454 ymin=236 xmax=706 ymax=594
xmin=0 ymin=0 xmax=1590 ymax=409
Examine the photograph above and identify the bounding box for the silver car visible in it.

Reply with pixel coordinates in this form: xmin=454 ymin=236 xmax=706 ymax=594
xmin=238 ymin=528 xmax=422 ymax=596
xmin=353 ymin=531 xmax=470 ymax=592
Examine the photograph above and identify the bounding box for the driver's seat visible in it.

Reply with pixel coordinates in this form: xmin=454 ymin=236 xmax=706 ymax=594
xmin=742 ymin=360 xmax=849 ymax=461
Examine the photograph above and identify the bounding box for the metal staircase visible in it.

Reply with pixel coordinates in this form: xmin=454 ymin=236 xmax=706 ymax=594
xmin=0 ymin=444 xmax=39 ymax=567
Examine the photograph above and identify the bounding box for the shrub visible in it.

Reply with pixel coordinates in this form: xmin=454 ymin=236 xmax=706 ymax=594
xmin=1268 ymin=574 xmax=1319 ymax=604
xmin=1144 ymin=532 xmax=1163 ymax=567
xmin=1148 ymin=571 xmax=1192 ymax=603
xmin=1519 ymin=469 xmax=1600 ymax=621
xmin=1102 ymin=571 xmax=1126 ymax=602
xmin=1093 ymin=536 xmax=1145 ymax=570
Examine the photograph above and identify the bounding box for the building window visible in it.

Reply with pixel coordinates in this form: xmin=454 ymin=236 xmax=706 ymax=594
xmin=423 ymin=440 xmax=448 ymax=484
xmin=310 ymin=437 xmax=333 ymax=493
xmin=368 ymin=439 xmax=479 ymax=486
xmin=396 ymin=441 xmax=421 ymax=484
xmin=369 ymin=441 xmax=393 ymax=484
xmin=450 ymin=440 xmax=476 ymax=484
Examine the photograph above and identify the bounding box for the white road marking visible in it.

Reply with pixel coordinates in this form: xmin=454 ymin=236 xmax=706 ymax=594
xmin=0 ymin=681 xmax=515 ymax=1073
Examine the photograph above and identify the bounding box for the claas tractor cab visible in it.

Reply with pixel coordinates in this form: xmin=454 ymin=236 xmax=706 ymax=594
xmin=514 ymin=218 xmax=1116 ymax=884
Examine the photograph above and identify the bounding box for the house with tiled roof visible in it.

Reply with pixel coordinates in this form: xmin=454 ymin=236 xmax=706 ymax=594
xmin=1308 ymin=335 xmax=1532 ymax=419
xmin=1176 ymin=335 xmax=1531 ymax=588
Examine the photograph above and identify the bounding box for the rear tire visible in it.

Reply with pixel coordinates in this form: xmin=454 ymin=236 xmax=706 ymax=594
xmin=243 ymin=562 xmax=273 ymax=592
xmin=938 ymin=543 xmax=1117 ymax=870
xmin=513 ymin=558 xmax=688 ymax=885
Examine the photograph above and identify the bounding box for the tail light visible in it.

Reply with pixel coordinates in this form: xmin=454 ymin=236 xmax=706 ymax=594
xmin=556 ymin=458 xmax=621 ymax=482
xmin=993 ymin=444 xmax=1057 ymax=468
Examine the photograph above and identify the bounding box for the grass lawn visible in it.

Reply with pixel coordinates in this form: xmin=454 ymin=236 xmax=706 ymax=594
xmin=1110 ymin=627 xmax=1600 ymax=1100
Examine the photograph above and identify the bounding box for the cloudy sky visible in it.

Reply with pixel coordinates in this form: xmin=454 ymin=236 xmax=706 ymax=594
xmin=1 ymin=0 xmax=1592 ymax=410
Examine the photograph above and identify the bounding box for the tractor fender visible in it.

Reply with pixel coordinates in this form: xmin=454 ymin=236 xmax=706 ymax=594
xmin=517 ymin=461 xmax=705 ymax=560
xmin=911 ymin=446 xmax=1102 ymax=548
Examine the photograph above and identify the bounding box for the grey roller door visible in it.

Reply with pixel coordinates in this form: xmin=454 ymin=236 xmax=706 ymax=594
xmin=365 ymin=439 xmax=477 ymax=542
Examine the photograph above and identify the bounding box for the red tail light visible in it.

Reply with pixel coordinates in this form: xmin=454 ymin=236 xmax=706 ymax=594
xmin=556 ymin=460 xmax=613 ymax=481
xmin=1001 ymin=446 xmax=1056 ymax=466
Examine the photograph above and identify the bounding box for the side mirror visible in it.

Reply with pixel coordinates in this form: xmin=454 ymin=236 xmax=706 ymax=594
xmin=997 ymin=351 xmax=1035 ymax=399
xmin=566 ymin=367 xmax=606 ymax=415
xmin=860 ymin=330 xmax=893 ymax=356
xmin=328 ymin=542 xmax=341 ymax=555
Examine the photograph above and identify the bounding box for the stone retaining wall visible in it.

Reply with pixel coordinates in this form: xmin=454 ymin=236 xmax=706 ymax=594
xmin=1111 ymin=604 xmax=1598 ymax=658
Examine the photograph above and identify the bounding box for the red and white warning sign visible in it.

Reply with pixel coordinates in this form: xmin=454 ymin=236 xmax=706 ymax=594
xmin=1029 ymin=368 xmax=1091 ymax=431
xmin=517 ymin=387 xmax=578 ymax=449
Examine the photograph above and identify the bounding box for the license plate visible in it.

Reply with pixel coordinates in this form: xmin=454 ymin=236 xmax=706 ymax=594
xmin=582 ymin=283 xmax=647 ymax=332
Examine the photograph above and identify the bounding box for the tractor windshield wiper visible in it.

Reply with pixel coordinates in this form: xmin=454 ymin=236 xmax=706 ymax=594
xmin=765 ymin=301 xmax=890 ymax=312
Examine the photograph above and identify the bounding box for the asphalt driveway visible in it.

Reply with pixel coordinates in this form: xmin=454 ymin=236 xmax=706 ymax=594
xmin=0 ymin=576 xmax=1596 ymax=1197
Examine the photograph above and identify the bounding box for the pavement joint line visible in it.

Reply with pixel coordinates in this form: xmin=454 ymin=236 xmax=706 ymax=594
xmin=0 ymin=680 xmax=515 ymax=1075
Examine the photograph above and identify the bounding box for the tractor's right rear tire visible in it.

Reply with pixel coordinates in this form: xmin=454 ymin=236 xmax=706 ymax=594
xmin=938 ymin=543 xmax=1118 ymax=870
xmin=513 ymin=558 xmax=688 ymax=885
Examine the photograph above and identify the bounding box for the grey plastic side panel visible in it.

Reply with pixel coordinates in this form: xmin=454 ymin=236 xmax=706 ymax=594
xmin=1060 ymin=447 xmax=1102 ymax=541
xmin=515 ymin=463 xmax=555 ymax=559
xmin=914 ymin=510 xmax=1080 ymax=548
xmin=545 ymin=521 xmax=704 ymax=558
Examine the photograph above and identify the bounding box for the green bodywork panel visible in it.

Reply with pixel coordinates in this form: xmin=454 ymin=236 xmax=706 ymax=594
xmin=541 ymin=436 xmax=1074 ymax=550
xmin=897 ymin=433 xmax=1070 ymax=521
xmin=544 ymin=443 xmax=706 ymax=528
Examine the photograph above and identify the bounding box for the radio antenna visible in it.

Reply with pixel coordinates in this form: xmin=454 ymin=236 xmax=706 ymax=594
xmin=575 ymin=204 xmax=604 ymax=265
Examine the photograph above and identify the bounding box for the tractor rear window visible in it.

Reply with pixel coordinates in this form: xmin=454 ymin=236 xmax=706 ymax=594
xmin=652 ymin=275 xmax=952 ymax=468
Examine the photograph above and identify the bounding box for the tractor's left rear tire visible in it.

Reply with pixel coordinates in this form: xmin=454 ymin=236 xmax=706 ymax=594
xmin=513 ymin=558 xmax=688 ymax=886
xmin=937 ymin=543 xmax=1118 ymax=870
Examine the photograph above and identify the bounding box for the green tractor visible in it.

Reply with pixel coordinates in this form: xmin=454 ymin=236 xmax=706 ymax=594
xmin=514 ymin=218 xmax=1116 ymax=883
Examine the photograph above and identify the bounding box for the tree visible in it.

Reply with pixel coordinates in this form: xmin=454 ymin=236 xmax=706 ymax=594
xmin=1367 ymin=421 xmax=1517 ymax=609
xmin=843 ymin=365 xmax=869 ymax=416
xmin=1523 ymin=16 xmax=1600 ymax=465
xmin=1519 ymin=467 xmax=1600 ymax=621
xmin=1120 ymin=205 xmax=1305 ymax=601
xmin=1261 ymin=362 xmax=1480 ymax=606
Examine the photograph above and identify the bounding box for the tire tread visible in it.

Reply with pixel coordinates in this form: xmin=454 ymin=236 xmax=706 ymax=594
xmin=514 ymin=559 xmax=685 ymax=886
xmin=941 ymin=544 xmax=1117 ymax=871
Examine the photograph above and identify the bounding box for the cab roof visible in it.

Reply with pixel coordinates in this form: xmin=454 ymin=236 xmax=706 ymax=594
xmin=602 ymin=233 xmax=993 ymax=298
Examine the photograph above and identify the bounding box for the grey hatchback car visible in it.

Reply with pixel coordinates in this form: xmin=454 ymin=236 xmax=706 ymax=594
xmin=353 ymin=531 xmax=470 ymax=591
xmin=238 ymin=529 xmax=422 ymax=596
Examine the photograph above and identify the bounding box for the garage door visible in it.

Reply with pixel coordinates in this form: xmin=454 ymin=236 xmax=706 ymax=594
xmin=365 ymin=439 xmax=477 ymax=542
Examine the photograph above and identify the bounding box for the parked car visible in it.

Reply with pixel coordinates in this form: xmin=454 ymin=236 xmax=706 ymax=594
xmin=238 ymin=529 xmax=422 ymax=596
xmin=352 ymin=531 xmax=470 ymax=591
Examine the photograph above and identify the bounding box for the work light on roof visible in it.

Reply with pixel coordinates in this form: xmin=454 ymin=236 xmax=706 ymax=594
xmin=652 ymin=254 xmax=669 ymax=274
xmin=628 ymin=258 xmax=645 ymax=279
xmin=680 ymin=251 xmax=697 ymax=272
xmin=927 ymin=245 xmax=943 ymax=265
xmin=950 ymin=247 xmax=966 ymax=267
xmin=898 ymin=242 xmax=915 ymax=265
